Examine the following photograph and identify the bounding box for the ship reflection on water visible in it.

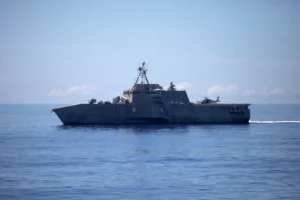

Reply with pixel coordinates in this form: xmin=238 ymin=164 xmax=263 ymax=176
xmin=56 ymin=123 xmax=250 ymax=135
xmin=57 ymin=124 xmax=190 ymax=134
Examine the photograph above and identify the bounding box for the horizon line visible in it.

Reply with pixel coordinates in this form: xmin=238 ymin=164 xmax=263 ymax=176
xmin=0 ymin=103 xmax=300 ymax=105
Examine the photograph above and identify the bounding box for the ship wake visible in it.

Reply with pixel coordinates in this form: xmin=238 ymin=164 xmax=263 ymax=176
xmin=250 ymin=120 xmax=300 ymax=124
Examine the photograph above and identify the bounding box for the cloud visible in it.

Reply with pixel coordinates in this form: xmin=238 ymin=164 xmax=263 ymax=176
xmin=47 ymin=85 xmax=96 ymax=96
xmin=242 ymin=88 xmax=285 ymax=96
xmin=268 ymin=88 xmax=285 ymax=95
xmin=175 ymin=82 xmax=194 ymax=90
xmin=242 ymin=89 xmax=257 ymax=96
xmin=163 ymin=82 xmax=194 ymax=91
xmin=207 ymin=85 xmax=237 ymax=96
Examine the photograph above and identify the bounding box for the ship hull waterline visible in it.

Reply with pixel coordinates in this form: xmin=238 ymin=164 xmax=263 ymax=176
xmin=52 ymin=103 xmax=250 ymax=125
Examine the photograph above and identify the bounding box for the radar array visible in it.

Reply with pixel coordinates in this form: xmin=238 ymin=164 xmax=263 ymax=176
xmin=135 ymin=61 xmax=149 ymax=85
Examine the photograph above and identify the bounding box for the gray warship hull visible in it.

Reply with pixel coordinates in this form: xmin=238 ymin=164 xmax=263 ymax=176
xmin=52 ymin=103 xmax=250 ymax=125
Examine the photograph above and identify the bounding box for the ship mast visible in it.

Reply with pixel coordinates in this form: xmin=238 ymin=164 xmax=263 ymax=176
xmin=135 ymin=62 xmax=149 ymax=85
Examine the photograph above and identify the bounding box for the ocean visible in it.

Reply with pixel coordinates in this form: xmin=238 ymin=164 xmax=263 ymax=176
xmin=0 ymin=104 xmax=300 ymax=200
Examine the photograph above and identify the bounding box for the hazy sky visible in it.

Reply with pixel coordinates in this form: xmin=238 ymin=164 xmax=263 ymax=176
xmin=0 ymin=0 xmax=299 ymax=104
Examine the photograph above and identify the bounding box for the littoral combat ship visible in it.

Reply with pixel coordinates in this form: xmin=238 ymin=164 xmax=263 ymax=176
xmin=52 ymin=62 xmax=250 ymax=125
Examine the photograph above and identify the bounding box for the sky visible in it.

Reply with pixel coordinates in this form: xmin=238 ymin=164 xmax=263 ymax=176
xmin=0 ymin=0 xmax=299 ymax=104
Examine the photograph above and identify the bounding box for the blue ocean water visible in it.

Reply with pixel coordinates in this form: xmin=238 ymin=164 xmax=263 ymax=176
xmin=0 ymin=104 xmax=300 ymax=200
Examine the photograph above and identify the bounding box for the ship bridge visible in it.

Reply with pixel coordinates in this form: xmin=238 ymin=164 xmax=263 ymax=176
xmin=120 ymin=62 xmax=190 ymax=104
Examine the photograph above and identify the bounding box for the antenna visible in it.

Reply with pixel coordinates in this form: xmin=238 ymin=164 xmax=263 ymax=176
xmin=135 ymin=61 xmax=149 ymax=85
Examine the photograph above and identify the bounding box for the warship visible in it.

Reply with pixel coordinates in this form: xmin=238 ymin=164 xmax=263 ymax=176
xmin=52 ymin=62 xmax=250 ymax=125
